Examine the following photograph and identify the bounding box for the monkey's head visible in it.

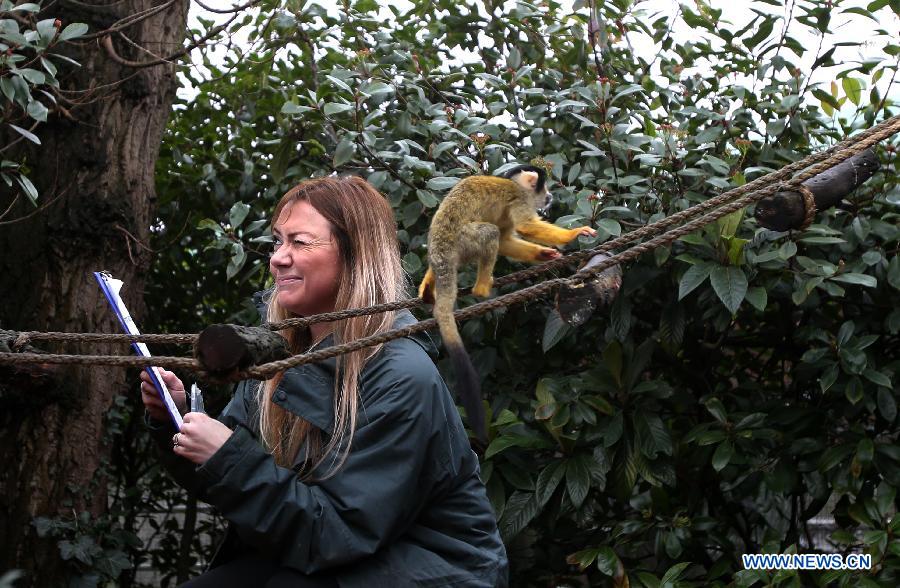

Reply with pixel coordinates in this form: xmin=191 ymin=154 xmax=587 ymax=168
xmin=501 ymin=165 xmax=553 ymax=215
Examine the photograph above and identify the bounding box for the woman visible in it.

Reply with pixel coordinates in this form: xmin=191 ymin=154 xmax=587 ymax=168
xmin=141 ymin=176 xmax=508 ymax=587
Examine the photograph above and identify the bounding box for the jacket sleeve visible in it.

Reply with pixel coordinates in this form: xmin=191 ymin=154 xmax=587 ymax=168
xmin=194 ymin=370 xmax=441 ymax=574
xmin=146 ymin=380 xmax=258 ymax=494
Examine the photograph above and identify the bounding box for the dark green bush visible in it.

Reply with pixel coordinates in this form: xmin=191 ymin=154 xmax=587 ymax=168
xmin=98 ymin=0 xmax=900 ymax=586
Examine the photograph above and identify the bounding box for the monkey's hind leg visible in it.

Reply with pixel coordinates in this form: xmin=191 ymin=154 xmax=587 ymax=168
xmin=418 ymin=267 xmax=436 ymax=304
xmin=458 ymin=222 xmax=500 ymax=298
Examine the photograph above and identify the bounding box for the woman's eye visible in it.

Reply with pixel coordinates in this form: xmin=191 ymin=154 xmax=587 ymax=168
xmin=292 ymin=239 xmax=308 ymax=247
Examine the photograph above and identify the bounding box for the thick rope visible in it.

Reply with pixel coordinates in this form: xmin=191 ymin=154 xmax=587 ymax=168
xmin=798 ymin=185 xmax=817 ymax=230
xmin=1 ymin=114 xmax=898 ymax=376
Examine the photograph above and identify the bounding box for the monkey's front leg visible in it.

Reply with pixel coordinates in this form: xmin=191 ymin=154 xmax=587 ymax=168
xmin=499 ymin=236 xmax=561 ymax=263
xmin=516 ymin=219 xmax=597 ymax=246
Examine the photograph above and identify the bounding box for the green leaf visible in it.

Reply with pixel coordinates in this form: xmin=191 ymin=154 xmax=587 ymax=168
xmin=425 ymin=176 xmax=460 ymax=191
xmin=25 ymin=99 xmax=48 ymax=123
xmin=710 ymin=266 xmax=748 ymax=314
xmin=819 ymin=445 xmax=853 ymax=471
xmin=634 ymin=412 xmax=673 ymax=458
xmin=59 ymin=22 xmax=89 ymax=41
xmin=744 ymin=286 xmax=767 ymax=311
xmin=840 ymin=348 xmax=868 ymax=374
xmin=401 ymin=252 xmax=421 ymax=273
xmin=745 ymin=18 xmax=774 ymax=50
xmin=845 ymin=376 xmax=864 ymax=404
xmin=228 ymin=201 xmax=250 ymax=228
xmin=14 ymin=174 xmax=38 ymax=205
xmin=678 ymin=263 xmax=712 ymax=300
xmin=820 ymin=363 xmax=839 ymax=393
xmin=704 ymin=397 xmax=728 ymax=423
xmin=661 ymin=562 xmax=691 ymax=587
xmin=226 ymin=243 xmax=246 ymax=280
xmin=864 ymin=369 xmax=892 ymax=388
xmin=8 ymin=123 xmax=40 ymax=145
xmin=857 ymin=438 xmax=874 ymax=464
xmin=534 ymin=402 xmax=557 ymax=421
xmin=18 ymin=68 xmax=46 ymax=84
xmin=40 ymin=57 xmax=57 ymax=78
xmin=596 ymin=218 xmax=621 ymax=237
xmin=877 ymin=388 xmax=897 ymax=423
xmin=536 ymin=461 xmax=566 ymax=507
xmin=595 ymin=547 xmax=619 ymax=576
xmin=838 ymin=320 xmax=855 ymax=347
xmin=542 ymin=310 xmax=572 ymax=352
xmin=887 ymin=256 xmax=900 ymax=290
xmin=566 ymin=454 xmax=592 ymax=508
xmin=0 ymin=78 xmax=14 ymax=102
xmin=841 ymin=77 xmax=863 ymax=105
xmin=333 ymin=136 xmax=356 ymax=167
xmin=718 ymin=209 xmax=743 ymax=238
xmin=566 ymin=547 xmax=602 ymax=571
xmin=712 ymin=441 xmax=734 ymax=471
xmin=323 ymin=102 xmax=354 ymax=116
xmin=416 ymin=189 xmax=438 ymax=208
xmin=830 ymin=273 xmax=877 ymax=287
xmin=778 ymin=241 xmax=798 ymax=260
xmin=798 ymin=236 xmax=845 ymax=245
xmin=197 ymin=218 xmax=223 ymax=234
xmin=484 ymin=434 xmax=550 ymax=459
xmin=498 ymin=491 xmax=540 ymax=541
xmin=280 ymin=102 xmax=314 ymax=115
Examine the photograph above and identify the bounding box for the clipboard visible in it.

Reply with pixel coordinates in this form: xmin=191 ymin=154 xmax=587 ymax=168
xmin=94 ymin=271 xmax=183 ymax=429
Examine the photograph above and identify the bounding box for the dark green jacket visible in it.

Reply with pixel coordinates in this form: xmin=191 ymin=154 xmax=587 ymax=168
xmin=154 ymin=310 xmax=507 ymax=587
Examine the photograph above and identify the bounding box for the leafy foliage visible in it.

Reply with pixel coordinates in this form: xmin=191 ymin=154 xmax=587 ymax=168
xmin=33 ymin=0 xmax=900 ymax=585
xmin=0 ymin=1 xmax=87 ymax=204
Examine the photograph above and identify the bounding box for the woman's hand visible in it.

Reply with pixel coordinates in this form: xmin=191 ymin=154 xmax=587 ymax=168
xmin=172 ymin=413 xmax=234 ymax=465
xmin=140 ymin=368 xmax=186 ymax=423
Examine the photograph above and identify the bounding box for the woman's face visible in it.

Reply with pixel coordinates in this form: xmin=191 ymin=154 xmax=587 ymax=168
xmin=270 ymin=200 xmax=342 ymax=317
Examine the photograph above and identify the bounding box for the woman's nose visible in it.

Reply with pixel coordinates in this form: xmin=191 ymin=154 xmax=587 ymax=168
xmin=270 ymin=244 xmax=291 ymax=268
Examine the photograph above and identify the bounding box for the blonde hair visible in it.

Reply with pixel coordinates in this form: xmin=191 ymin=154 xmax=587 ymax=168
xmin=259 ymin=176 xmax=408 ymax=478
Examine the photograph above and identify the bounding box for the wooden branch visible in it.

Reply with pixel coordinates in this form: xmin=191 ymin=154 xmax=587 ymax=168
xmin=194 ymin=324 xmax=290 ymax=377
xmin=754 ymin=149 xmax=880 ymax=231
xmin=555 ymin=252 xmax=622 ymax=327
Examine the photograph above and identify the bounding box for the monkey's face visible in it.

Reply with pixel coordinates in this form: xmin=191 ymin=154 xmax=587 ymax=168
xmin=535 ymin=187 xmax=553 ymax=218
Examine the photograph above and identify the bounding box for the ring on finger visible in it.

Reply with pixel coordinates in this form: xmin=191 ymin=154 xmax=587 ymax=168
xmin=172 ymin=433 xmax=181 ymax=448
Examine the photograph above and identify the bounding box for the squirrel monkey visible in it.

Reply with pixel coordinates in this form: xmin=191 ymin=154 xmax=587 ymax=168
xmin=418 ymin=165 xmax=597 ymax=443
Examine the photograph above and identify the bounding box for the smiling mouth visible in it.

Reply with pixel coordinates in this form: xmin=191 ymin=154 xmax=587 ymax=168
xmin=277 ymin=277 xmax=303 ymax=286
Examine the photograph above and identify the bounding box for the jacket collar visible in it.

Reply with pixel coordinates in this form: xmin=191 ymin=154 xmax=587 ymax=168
xmin=268 ymin=307 xmax=436 ymax=436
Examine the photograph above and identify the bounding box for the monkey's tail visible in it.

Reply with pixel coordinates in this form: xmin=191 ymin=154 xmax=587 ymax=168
xmin=433 ymin=267 xmax=487 ymax=444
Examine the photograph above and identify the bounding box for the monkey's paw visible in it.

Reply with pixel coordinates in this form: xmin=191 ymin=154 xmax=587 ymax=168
xmin=537 ymin=248 xmax=561 ymax=261
xmin=472 ymin=278 xmax=493 ymax=298
xmin=571 ymin=226 xmax=597 ymax=239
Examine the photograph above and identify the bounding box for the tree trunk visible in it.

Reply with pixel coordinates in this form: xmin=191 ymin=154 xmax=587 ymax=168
xmin=0 ymin=2 xmax=188 ymax=584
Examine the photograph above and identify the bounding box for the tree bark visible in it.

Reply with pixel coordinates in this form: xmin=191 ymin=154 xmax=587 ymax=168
xmin=0 ymin=2 xmax=188 ymax=585
xmin=195 ymin=324 xmax=291 ymax=377
xmin=754 ymin=149 xmax=880 ymax=231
